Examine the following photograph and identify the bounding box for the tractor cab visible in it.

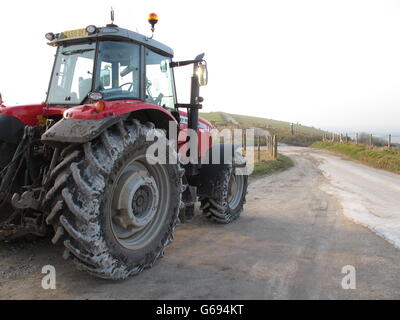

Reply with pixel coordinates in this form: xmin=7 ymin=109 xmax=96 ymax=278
xmin=45 ymin=24 xmax=176 ymax=110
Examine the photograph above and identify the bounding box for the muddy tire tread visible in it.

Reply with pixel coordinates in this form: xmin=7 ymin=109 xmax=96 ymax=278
xmin=45 ymin=121 xmax=183 ymax=280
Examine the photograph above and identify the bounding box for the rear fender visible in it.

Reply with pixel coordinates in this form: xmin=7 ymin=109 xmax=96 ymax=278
xmin=127 ymin=108 xmax=179 ymax=137
xmin=63 ymin=100 xmax=178 ymax=125
xmin=41 ymin=114 xmax=128 ymax=146
xmin=42 ymin=101 xmax=179 ymax=145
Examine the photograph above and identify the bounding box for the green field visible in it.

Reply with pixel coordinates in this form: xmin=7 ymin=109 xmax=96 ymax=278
xmin=200 ymin=112 xmax=326 ymax=134
xmin=200 ymin=112 xmax=326 ymax=146
xmin=199 ymin=112 xmax=226 ymax=126
xmin=311 ymin=141 xmax=400 ymax=174
xmin=251 ymin=154 xmax=294 ymax=177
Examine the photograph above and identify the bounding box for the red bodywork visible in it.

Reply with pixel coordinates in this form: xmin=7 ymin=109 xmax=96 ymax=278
xmin=0 ymin=100 xmax=214 ymax=157
xmin=0 ymin=103 xmax=67 ymax=126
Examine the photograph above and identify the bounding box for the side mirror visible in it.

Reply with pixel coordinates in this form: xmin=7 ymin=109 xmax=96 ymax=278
xmin=196 ymin=62 xmax=208 ymax=86
xmin=100 ymin=68 xmax=111 ymax=87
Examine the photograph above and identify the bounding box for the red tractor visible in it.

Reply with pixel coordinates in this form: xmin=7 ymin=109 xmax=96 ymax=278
xmin=0 ymin=15 xmax=248 ymax=279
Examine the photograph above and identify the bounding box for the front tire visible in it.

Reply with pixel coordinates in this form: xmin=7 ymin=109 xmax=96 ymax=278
xmin=44 ymin=120 xmax=183 ymax=279
xmin=200 ymin=153 xmax=248 ymax=224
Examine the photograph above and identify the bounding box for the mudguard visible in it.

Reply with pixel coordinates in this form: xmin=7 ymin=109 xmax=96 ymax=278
xmin=42 ymin=100 xmax=180 ymax=145
xmin=196 ymin=144 xmax=245 ymax=198
xmin=41 ymin=114 xmax=128 ymax=145
xmin=0 ymin=115 xmax=25 ymax=144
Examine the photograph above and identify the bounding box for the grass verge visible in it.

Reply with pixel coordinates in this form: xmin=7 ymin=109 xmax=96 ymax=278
xmin=251 ymin=154 xmax=294 ymax=177
xmin=310 ymin=141 xmax=400 ymax=174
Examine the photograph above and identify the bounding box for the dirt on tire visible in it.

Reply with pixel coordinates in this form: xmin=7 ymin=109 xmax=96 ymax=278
xmin=43 ymin=120 xmax=183 ymax=280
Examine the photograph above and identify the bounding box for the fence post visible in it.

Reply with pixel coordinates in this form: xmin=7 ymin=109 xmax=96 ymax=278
xmin=273 ymin=135 xmax=278 ymax=159
xmin=356 ymin=133 xmax=359 ymax=145
xmin=268 ymin=135 xmax=272 ymax=157
xmin=268 ymin=136 xmax=272 ymax=155
xmin=369 ymin=134 xmax=373 ymax=147
xmin=271 ymin=135 xmax=275 ymax=159
xmin=388 ymin=134 xmax=392 ymax=148
xmin=242 ymin=130 xmax=247 ymax=152
xmin=257 ymin=136 xmax=261 ymax=162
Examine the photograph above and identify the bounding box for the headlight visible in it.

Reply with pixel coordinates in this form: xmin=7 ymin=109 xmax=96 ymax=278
xmin=85 ymin=25 xmax=97 ymax=34
xmin=45 ymin=32 xmax=55 ymax=41
xmin=88 ymin=91 xmax=103 ymax=101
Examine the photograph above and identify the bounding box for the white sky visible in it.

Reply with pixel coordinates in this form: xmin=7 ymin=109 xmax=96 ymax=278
xmin=1 ymin=0 xmax=400 ymax=135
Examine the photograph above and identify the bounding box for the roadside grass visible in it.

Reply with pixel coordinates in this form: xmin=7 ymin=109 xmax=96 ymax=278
xmin=251 ymin=154 xmax=294 ymax=177
xmin=310 ymin=141 xmax=400 ymax=174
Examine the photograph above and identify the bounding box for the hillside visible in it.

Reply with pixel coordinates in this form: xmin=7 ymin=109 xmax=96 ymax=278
xmin=200 ymin=112 xmax=326 ymax=146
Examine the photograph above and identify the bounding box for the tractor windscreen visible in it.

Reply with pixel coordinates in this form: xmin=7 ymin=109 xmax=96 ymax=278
xmin=47 ymin=41 xmax=142 ymax=105
xmin=47 ymin=43 xmax=96 ymax=105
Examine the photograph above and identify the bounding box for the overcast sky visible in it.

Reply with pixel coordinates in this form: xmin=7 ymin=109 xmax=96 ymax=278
xmin=0 ymin=0 xmax=399 ymax=135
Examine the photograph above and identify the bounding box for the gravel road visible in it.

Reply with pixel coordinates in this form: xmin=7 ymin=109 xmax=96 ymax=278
xmin=1 ymin=146 xmax=400 ymax=299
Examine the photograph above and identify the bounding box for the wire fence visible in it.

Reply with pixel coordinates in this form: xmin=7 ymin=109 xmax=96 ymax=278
xmin=236 ymin=132 xmax=278 ymax=163
xmin=217 ymin=127 xmax=278 ymax=163
xmin=322 ymin=132 xmax=400 ymax=149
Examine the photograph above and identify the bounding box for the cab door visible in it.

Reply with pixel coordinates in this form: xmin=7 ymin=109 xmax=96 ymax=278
xmin=144 ymin=48 xmax=176 ymax=110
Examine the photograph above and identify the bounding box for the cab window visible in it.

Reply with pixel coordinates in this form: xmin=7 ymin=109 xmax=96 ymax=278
xmin=47 ymin=43 xmax=95 ymax=104
xmin=95 ymin=41 xmax=140 ymax=100
xmin=145 ymin=49 xmax=175 ymax=110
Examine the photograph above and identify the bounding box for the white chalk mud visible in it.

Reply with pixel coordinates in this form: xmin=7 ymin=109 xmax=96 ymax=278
xmin=315 ymin=153 xmax=400 ymax=249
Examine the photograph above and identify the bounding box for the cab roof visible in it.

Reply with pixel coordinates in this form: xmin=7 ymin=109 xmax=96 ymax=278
xmin=48 ymin=26 xmax=174 ymax=57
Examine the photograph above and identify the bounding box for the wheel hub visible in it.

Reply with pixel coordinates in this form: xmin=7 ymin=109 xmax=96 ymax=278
xmin=227 ymin=172 xmax=244 ymax=210
xmin=109 ymin=154 xmax=171 ymax=251
xmin=112 ymin=165 xmax=159 ymax=236
xmin=132 ymin=186 xmax=151 ymax=215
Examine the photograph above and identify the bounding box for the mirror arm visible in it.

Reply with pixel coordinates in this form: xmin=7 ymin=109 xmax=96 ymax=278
xmin=175 ymin=103 xmax=202 ymax=110
xmin=170 ymin=59 xmax=204 ymax=68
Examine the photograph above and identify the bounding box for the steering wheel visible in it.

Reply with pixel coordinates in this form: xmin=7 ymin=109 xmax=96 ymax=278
xmin=154 ymin=93 xmax=164 ymax=106
xmin=119 ymin=82 xmax=133 ymax=91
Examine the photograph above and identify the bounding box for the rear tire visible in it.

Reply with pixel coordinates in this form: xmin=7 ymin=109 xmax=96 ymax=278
xmin=44 ymin=120 xmax=183 ymax=279
xmin=200 ymin=153 xmax=248 ymax=224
